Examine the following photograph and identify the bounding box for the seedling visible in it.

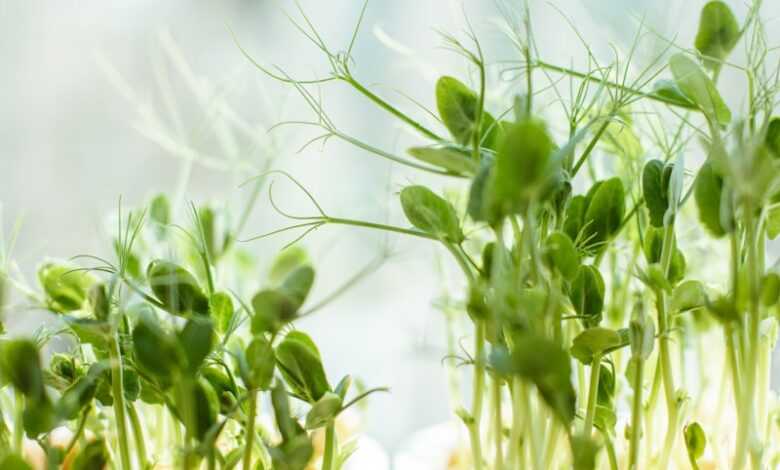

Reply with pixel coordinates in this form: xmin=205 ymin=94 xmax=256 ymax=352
xmin=237 ymin=0 xmax=780 ymax=468
xmin=0 ymin=195 xmax=386 ymax=470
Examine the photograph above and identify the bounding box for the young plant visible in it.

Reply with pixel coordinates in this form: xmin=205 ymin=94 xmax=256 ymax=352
xmin=0 ymin=195 xmax=385 ymax=470
xmin=241 ymin=0 xmax=780 ymax=468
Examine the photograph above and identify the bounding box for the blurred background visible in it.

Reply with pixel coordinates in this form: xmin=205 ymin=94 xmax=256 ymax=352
xmin=1 ymin=0 xmax=779 ymax=454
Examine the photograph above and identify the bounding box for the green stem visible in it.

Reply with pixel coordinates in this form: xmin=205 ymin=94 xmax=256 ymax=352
xmin=243 ymin=391 xmax=257 ymax=470
xmin=322 ymin=421 xmax=337 ymax=470
xmin=325 ymin=217 xmax=439 ymax=241
xmin=508 ymin=378 xmax=523 ymax=469
xmin=109 ymin=332 xmax=132 ymax=470
xmin=492 ymin=377 xmax=503 ymax=470
xmin=342 ymin=77 xmax=444 ymax=142
xmin=468 ymin=321 xmax=486 ymax=470
xmin=656 ymin=222 xmax=678 ymax=468
xmin=735 ymin=204 xmax=761 ymax=469
xmin=534 ymin=60 xmax=694 ymax=109
xmin=128 ymin=403 xmax=148 ymax=468
xmin=628 ymin=356 xmax=644 ymax=470
xmin=583 ymin=355 xmax=602 ymax=437
xmin=571 ymin=119 xmax=610 ymax=177
xmin=65 ymin=406 xmax=91 ymax=456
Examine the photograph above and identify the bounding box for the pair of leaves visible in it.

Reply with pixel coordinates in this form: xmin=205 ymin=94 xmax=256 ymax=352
xmin=275 ymin=331 xmax=331 ymax=404
xmin=564 ymin=178 xmax=625 ymax=254
xmin=270 ymin=382 xmax=314 ymax=470
xmin=251 ymin=264 xmax=315 ymax=335
xmin=172 ymin=378 xmax=219 ymax=442
xmin=643 ymin=227 xmax=687 ymax=284
xmin=668 ymin=53 xmax=731 ymax=127
xmin=0 ymin=340 xmax=58 ymax=436
xmin=694 ymin=1 xmax=740 ymax=70
xmin=543 ymin=231 xmax=581 ymax=281
xmin=684 ymin=422 xmax=707 ymax=469
xmin=237 ymin=335 xmax=275 ymax=391
xmin=694 ymin=161 xmax=733 ymax=237
xmin=132 ymin=313 xmax=215 ymax=385
xmin=642 ymin=160 xmax=674 ymax=227
xmin=38 ymin=262 xmax=96 ymax=313
xmin=570 ymin=327 xmax=629 ymax=365
xmin=400 ymin=186 xmax=464 ymax=243
xmin=568 ymin=265 xmax=605 ymax=328
xmin=147 ymin=260 xmax=210 ymax=316
xmin=436 ymin=76 xmax=503 ymax=150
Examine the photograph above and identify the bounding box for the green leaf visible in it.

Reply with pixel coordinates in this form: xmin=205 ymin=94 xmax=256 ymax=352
xmin=651 ymin=80 xmax=697 ymax=109
xmin=242 ymin=336 xmax=276 ymax=391
xmin=435 ymin=76 xmax=488 ymax=146
xmin=275 ymin=331 xmax=330 ymax=403
xmin=132 ymin=314 xmax=182 ymax=382
xmin=490 ymin=334 xmax=576 ymax=424
xmin=147 ymin=260 xmax=209 ymax=316
xmin=467 ymin=155 xmax=499 ymax=224
xmin=269 ymin=246 xmax=310 ymax=283
xmin=178 ymin=316 xmax=214 ymax=372
xmin=0 ymin=339 xmax=45 ymax=400
xmin=684 ymin=421 xmax=707 ymax=462
xmin=407 ymin=145 xmax=479 ymax=175
xmin=629 ymin=311 xmax=655 ymax=361
xmin=642 ymin=226 xmax=686 ymax=284
xmin=766 ymin=204 xmax=780 ymax=239
xmin=38 ymin=262 xmax=96 ymax=313
xmin=694 ymin=161 xmax=731 ymax=237
xmin=543 ymin=231 xmax=581 ymax=281
xmin=87 ymin=283 xmax=110 ymax=321
xmin=71 ymin=439 xmax=110 ymax=470
xmin=568 ymin=265 xmax=605 ymax=328
xmin=491 ymin=118 xmax=557 ymax=214
xmin=174 ymin=379 xmax=219 ymax=442
xmin=62 ymin=317 xmax=110 ymax=352
xmin=642 ymin=160 xmax=669 ymax=227
xmin=767 ymin=117 xmax=780 ymax=157
xmin=23 ymin=397 xmax=55 ymax=437
xmin=669 ymin=53 xmax=731 ymax=127
xmin=149 ymin=193 xmax=171 ymax=227
xmin=581 ymin=178 xmax=625 ymax=253
xmin=400 ymin=185 xmax=464 ymax=242
xmin=672 ymin=280 xmax=708 ymax=312
xmin=280 ymin=265 xmax=315 ymax=310
xmin=563 ymin=195 xmax=587 ymax=243
xmin=198 ymin=206 xmax=218 ymax=260
xmin=209 ymin=292 xmax=234 ymax=333
xmin=56 ymin=373 xmax=98 ymax=420
xmin=251 ymin=289 xmax=297 ymax=335
xmin=271 ymin=382 xmax=305 ymax=443
xmin=202 ymin=366 xmax=237 ymax=414
xmin=305 ymin=391 xmax=343 ymax=430
xmin=695 ymin=1 xmax=740 ymax=68
xmin=570 ymin=327 xmax=625 ymax=364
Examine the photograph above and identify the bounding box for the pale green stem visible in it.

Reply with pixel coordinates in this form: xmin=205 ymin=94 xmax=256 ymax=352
xmin=628 ymin=356 xmax=644 ymax=470
xmin=583 ymin=355 xmax=602 ymax=437
xmin=508 ymin=378 xmax=524 ymax=469
xmin=492 ymin=377 xmax=504 ymax=470
xmin=243 ymin=390 xmax=257 ymax=470
xmin=109 ymin=333 xmax=133 ymax=470
xmin=128 ymin=403 xmax=148 ymax=468
xmin=468 ymin=322 xmax=486 ymax=470
xmin=520 ymin=382 xmax=542 ymax=470
xmin=322 ymin=421 xmax=337 ymax=470
xmin=13 ymin=391 xmax=23 ymax=454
